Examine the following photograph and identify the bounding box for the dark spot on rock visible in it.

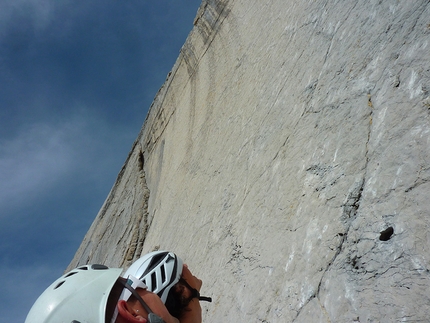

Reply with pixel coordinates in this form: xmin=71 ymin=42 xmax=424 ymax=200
xmin=351 ymin=256 xmax=358 ymax=269
xmin=379 ymin=226 xmax=394 ymax=241
xmin=138 ymin=151 xmax=144 ymax=171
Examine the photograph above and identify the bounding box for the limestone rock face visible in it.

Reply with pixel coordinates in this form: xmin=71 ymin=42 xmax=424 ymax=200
xmin=68 ymin=0 xmax=430 ymax=322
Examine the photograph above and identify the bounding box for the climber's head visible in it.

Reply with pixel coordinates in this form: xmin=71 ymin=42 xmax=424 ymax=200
xmin=123 ymin=250 xmax=210 ymax=319
xmin=123 ymin=251 xmax=183 ymax=303
xmin=25 ymin=264 xmax=124 ymax=323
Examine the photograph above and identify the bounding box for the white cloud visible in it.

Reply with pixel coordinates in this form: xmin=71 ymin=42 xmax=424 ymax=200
xmin=0 ymin=107 xmax=137 ymax=216
xmin=0 ymin=0 xmax=54 ymax=33
xmin=0 ymin=114 xmax=97 ymax=213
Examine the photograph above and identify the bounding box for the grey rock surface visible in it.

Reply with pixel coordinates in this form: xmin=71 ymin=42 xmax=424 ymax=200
xmin=68 ymin=0 xmax=430 ymax=322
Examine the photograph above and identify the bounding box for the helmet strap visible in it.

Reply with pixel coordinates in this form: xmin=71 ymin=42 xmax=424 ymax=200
xmin=119 ymin=279 xmax=154 ymax=315
xmin=118 ymin=280 xmax=166 ymax=323
xmin=111 ymin=277 xmax=165 ymax=323
xmin=179 ymin=278 xmax=212 ymax=303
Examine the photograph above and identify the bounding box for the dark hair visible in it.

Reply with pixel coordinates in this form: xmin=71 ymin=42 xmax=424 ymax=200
xmin=164 ymin=279 xmax=193 ymax=319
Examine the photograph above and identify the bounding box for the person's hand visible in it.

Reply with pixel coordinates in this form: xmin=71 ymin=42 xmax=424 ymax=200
xmin=181 ymin=264 xmax=202 ymax=293
xmin=177 ymin=264 xmax=203 ymax=323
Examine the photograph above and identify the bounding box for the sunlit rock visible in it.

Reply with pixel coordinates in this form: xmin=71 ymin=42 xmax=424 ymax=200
xmin=69 ymin=0 xmax=430 ymax=321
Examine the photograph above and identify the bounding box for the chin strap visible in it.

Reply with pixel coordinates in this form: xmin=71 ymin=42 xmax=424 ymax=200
xmin=180 ymin=278 xmax=212 ymax=303
xmin=199 ymin=296 xmax=213 ymax=302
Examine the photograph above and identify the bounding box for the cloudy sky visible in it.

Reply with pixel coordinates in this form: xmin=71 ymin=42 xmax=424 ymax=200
xmin=0 ymin=0 xmax=201 ymax=321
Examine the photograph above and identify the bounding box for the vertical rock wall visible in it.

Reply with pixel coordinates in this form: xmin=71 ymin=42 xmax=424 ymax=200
xmin=69 ymin=0 xmax=430 ymax=322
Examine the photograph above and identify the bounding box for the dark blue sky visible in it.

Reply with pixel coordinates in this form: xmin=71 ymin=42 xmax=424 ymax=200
xmin=0 ymin=1 xmax=201 ymax=322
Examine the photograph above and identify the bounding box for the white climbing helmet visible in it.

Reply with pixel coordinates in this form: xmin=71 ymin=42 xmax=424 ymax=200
xmin=25 ymin=264 xmax=122 ymax=323
xmin=124 ymin=251 xmax=183 ymax=303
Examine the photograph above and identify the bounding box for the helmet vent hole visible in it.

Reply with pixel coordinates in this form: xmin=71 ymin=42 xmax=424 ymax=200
xmin=64 ymin=272 xmax=77 ymax=278
xmin=91 ymin=264 xmax=109 ymax=270
xmin=54 ymin=281 xmax=65 ymax=289
xmin=161 ymin=265 xmax=166 ymax=283
xmin=151 ymin=273 xmax=157 ymax=289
